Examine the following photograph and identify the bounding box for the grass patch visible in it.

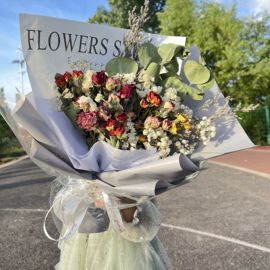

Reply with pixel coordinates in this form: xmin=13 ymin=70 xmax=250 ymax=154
xmin=0 ymin=141 xmax=26 ymax=164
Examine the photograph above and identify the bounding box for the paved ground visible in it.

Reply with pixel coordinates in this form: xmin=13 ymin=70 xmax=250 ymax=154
xmin=211 ymin=146 xmax=270 ymax=178
xmin=1 ymin=157 xmax=270 ymax=269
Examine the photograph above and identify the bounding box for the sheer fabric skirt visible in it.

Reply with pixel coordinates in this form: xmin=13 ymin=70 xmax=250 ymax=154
xmin=55 ymin=227 xmax=172 ymax=270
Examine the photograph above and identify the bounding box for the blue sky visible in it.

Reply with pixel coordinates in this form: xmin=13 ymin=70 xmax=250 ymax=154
xmin=0 ymin=0 xmax=269 ymax=103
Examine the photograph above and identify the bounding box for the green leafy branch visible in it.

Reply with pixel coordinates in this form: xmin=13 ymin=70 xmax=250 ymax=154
xmin=106 ymin=42 xmax=215 ymax=100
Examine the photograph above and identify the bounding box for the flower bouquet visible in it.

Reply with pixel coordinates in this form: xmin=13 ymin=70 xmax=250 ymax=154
xmin=0 ymin=12 xmax=254 ymax=244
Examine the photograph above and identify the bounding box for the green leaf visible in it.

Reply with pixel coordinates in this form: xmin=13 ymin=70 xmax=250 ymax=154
xmin=164 ymin=57 xmax=179 ymax=73
xmin=158 ymin=44 xmax=181 ymax=65
xmin=197 ymin=78 xmax=215 ymax=91
xmin=184 ymin=60 xmax=211 ymax=84
xmin=138 ymin=43 xmax=161 ymax=68
xmin=106 ymin=57 xmax=138 ymax=76
xmin=199 ymin=56 xmax=206 ymax=66
xmin=145 ymin=63 xmax=161 ymax=81
xmin=164 ymin=76 xmax=204 ymax=100
xmin=63 ymin=102 xmax=80 ymax=121
xmin=182 ymin=49 xmax=190 ymax=58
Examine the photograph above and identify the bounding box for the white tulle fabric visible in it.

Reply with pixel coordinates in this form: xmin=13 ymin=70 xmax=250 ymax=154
xmin=55 ymin=202 xmax=172 ymax=270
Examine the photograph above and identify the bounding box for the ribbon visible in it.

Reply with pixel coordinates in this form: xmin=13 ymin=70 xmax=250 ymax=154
xmin=43 ymin=177 xmax=150 ymax=241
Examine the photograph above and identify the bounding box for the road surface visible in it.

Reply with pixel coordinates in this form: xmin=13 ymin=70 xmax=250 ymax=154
xmin=1 ymin=157 xmax=270 ymax=269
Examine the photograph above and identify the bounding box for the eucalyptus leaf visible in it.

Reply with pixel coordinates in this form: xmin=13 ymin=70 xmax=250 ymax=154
xmin=199 ymin=56 xmax=206 ymax=66
xmin=164 ymin=76 xmax=204 ymax=100
xmin=145 ymin=63 xmax=161 ymax=81
xmin=158 ymin=44 xmax=181 ymax=65
xmin=184 ymin=60 xmax=211 ymax=85
xmin=164 ymin=57 xmax=179 ymax=73
xmin=197 ymin=78 xmax=215 ymax=91
xmin=106 ymin=57 xmax=138 ymax=76
xmin=138 ymin=43 xmax=161 ymax=68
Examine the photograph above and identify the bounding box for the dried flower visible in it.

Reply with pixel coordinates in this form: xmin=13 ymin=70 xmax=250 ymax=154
xmin=63 ymin=72 xmax=72 ymax=82
xmin=120 ymin=84 xmax=136 ymax=99
xmin=106 ymin=77 xmax=117 ymax=91
xmin=73 ymin=70 xmax=84 ymax=79
xmin=76 ymin=111 xmax=97 ymax=130
xmin=55 ymin=74 xmax=67 ymax=90
xmin=109 ymin=125 xmax=125 ymax=136
xmin=106 ymin=119 xmax=117 ymax=131
xmin=147 ymin=91 xmax=162 ymax=107
xmin=144 ymin=116 xmax=160 ymax=129
xmin=140 ymin=98 xmax=148 ymax=108
xmin=115 ymin=112 xmax=128 ymax=123
xmin=92 ymin=70 xmax=107 ymax=86
xmin=162 ymin=119 xmax=172 ymax=130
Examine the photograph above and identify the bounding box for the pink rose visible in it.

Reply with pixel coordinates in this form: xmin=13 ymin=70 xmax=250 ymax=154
xmin=108 ymin=93 xmax=120 ymax=103
xmin=144 ymin=116 xmax=160 ymax=129
xmin=105 ymin=77 xmax=117 ymax=91
xmin=140 ymin=98 xmax=149 ymax=108
xmin=76 ymin=111 xmax=97 ymax=130
xmin=163 ymin=101 xmax=175 ymax=112
xmin=162 ymin=119 xmax=172 ymax=130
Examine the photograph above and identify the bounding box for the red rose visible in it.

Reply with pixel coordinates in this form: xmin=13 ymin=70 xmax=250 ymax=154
xmin=109 ymin=125 xmax=125 ymax=136
xmin=115 ymin=112 xmax=128 ymax=123
xmin=120 ymin=84 xmax=136 ymax=99
xmin=64 ymin=71 xmax=72 ymax=82
xmin=76 ymin=111 xmax=97 ymax=131
xmin=147 ymin=91 xmax=162 ymax=107
xmin=55 ymin=74 xmax=67 ymax=90
xmin=106 ymin=118 xmax=117 ymax=131
xmin=73 ymin=70 xmax=84 ymax=79
xmin=92 ymin=70 xmax=107 ymax=86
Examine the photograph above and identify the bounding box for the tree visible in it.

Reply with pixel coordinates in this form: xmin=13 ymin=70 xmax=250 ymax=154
xmin=158 ymin=1 xmax=270 ymax=105
xmin=0 ymin=88 xmax=13 ymax=147
xmin=236 ymin=13 xmax=270 ymax=104
xmin=157 ymin=0 xmax=197 ymax=38
xmin=89 ymin=0 xmax=165 ymax=33
xmin=189 ymin=3 xmax=244 ymax=98
xmin=89 ymin=0 xmax=270 ymax=144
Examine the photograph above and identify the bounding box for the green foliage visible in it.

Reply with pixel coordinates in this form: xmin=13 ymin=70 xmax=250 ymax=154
xmin=138 ymin=43 xmax=161 ymax=68
xmin=0 ymin=88 xmax=11 ymax=144
xmin=107 ymin=41 xmax=212 ymax=99
xmin=238 ymin=107 xmax=268 ymax=145
xmin=158 ymin=1 xmax=270 ymax=105
xmin=0 ymin=88 xmax=24 ymax=159
xmin=158 ymin=1 xmax=270 ymax=144
xmin=106 ymin=57 xmax=139 ymax=75
xmin=164 ymin=76 xmax=204 ymax=100
xmin=157 ymin=43 xmax=181 ymax=64
xmin=158 ymin=0 xmax=197 ymax=37
xmin=184 ymin=60 xmax=211 ymax=84
xmin=89 ymin=0 xmax=270 ymax=144
xmin=89 ymin=0 xmax=165 ymax=33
